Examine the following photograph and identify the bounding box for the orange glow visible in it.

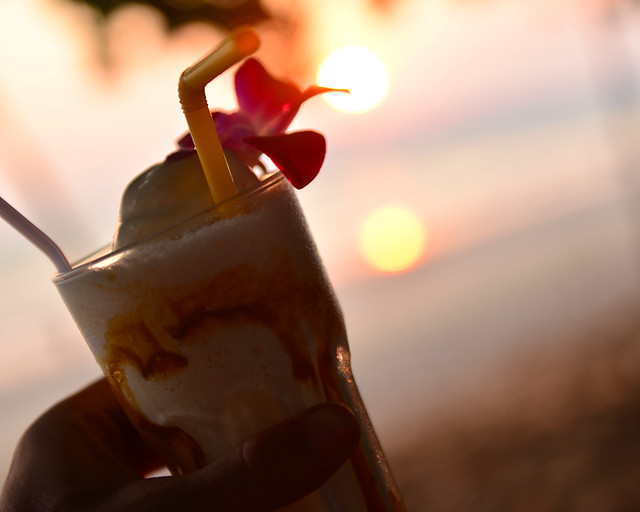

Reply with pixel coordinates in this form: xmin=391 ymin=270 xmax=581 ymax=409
xmin=317 ymin=46 xmax=389 ymax=114
xmin=359 ymin=206 xmax=426 ymax=273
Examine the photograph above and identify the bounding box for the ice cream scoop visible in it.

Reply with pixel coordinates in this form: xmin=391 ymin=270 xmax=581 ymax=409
xmin=113 ymin=148 xmax=260 ymax=250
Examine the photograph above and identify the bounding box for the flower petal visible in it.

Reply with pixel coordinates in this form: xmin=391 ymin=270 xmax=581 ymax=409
xmin=235 ymin=58 xmax=302 ymax=130
xmin=177 ymin=111 xmax=257 ymax=157
xmin=212 ymin=112 xmax=255 ymax=151
xmin=211 ymin=111 xmax=248 ymax=137
xmin=266 ymin=85 xmax=350 ymax=135
xmin=166 ymin=148 xmax=196 ymax=162
xmin=177 ymin=131 xmax=196 ymax=150
xmin=245 ymin=131 xmax=326 ymax=189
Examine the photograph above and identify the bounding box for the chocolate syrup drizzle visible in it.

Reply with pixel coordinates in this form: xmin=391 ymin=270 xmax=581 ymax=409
xmin=97 ymin=212 xmax=405 ymax=509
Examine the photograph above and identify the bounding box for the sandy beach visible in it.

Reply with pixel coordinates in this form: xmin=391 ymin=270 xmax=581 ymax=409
xmin=388 ymin=304 xmax=640 ymax=511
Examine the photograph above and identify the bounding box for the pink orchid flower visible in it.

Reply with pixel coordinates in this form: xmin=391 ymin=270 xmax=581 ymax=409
xmin=176 ymin=58 xmax=345 ymax=189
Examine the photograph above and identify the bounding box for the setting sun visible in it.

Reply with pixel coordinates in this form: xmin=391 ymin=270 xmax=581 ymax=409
xmin=317 ymin=46 xmax=389 ymax=113
xmin=359 ymin=207 xmax=427 ymax=273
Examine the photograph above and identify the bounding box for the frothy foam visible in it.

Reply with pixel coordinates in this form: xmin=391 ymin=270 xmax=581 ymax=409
xmin=56 ymin=173 xmax=346 ymax=467
xmin=113 ymin=149 xmax=259 ymax=249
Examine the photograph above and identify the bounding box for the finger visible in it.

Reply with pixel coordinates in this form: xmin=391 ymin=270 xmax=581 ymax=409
xmin=1 ymin=379 xmax=163 ymax=512
xmin=59 ymin=378 xmax=164 ymax=475
xmin=24 ymin=378 xmax=161 ymax=480
xmin=114 ymin=402 xmax=361 ymax=512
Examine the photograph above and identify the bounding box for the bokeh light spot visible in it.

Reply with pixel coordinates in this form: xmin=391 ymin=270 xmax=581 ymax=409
xmin=359 ymin=206 xmax=426 ymax=273
xmin=317 ymin=46 xmax=389 ymax=113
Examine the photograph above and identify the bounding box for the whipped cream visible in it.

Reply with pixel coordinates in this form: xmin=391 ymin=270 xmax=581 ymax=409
xmin=113 ymin=149 xmax=259 ymax=249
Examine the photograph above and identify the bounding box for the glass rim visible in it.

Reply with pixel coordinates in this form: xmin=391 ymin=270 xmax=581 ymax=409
xmin=54 ymin=171 xmax=286 ymax=283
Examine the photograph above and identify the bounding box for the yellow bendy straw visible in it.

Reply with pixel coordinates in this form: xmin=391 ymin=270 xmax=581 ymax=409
xmin=178 ymin=27 xmax=260 ymax=204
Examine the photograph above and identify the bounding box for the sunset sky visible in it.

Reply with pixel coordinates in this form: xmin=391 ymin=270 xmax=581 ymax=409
xmin=1 ymin=0 xmax=640 ymax=482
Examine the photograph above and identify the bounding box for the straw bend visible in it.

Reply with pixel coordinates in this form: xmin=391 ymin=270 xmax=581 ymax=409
xmin=178 ymin=27 xmax=261 ymax=205
xmin=179 ymin=28 xmax=260 ymax=97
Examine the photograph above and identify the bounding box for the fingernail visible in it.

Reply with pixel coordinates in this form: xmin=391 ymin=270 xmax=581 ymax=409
xmin=299 ymin=403 xmax=360 ymax=460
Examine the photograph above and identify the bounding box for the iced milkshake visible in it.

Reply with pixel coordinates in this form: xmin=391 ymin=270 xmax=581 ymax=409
xmin=53 ymin=29 xmax=405 ymax=511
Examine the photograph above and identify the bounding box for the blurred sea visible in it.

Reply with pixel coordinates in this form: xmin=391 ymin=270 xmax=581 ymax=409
xmin=350 ymin=193 xmax=640 ymax=510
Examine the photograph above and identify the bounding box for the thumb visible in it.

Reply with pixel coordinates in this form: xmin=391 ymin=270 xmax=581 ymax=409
xmin=110 ymin=402 xmax=360 ymax=512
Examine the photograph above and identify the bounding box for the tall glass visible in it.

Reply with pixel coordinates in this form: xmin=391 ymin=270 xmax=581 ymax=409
xmin=54 ymin=172 xmax=405 ymax=511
